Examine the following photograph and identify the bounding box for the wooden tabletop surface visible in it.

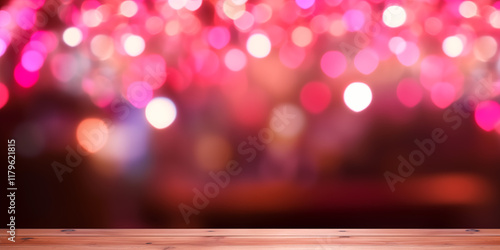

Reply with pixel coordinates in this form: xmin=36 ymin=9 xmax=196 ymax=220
xmin=1 ymin=229 xmax=500 ymax=249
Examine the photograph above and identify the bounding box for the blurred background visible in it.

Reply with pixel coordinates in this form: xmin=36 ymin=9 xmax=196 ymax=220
xmin=1 ymin=0 xmax=500 ymax=228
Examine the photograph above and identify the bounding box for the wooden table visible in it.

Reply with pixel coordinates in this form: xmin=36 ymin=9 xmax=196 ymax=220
xmin=1 ymin=229 xmax=500 ymax=249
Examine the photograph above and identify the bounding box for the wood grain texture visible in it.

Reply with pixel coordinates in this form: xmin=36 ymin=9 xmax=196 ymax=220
xmin=1 ymin=229 xmax=500 ymax=249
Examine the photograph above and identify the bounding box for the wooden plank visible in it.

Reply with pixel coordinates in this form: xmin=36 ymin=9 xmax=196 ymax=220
xmin=3 ymin=236 xmax=500 ymax=245
xmin=1 ymin=229 xmax=500 ymax=249
xmin=2 ymin=245 xmax=500 ymax=250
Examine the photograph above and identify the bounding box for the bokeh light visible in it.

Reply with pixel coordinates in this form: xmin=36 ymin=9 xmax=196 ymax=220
xmin=123 ymin=54 xmax=167 ymax=89
xmin=0 ymin=83 xmax=8 ymax=109
xmin=396 ymin=42 xmax=419 ymax=66
xmin=329 ymin=16 xmax=346 ymax=37
xmin=207 ymin=26 xmax=230 ymax=49
xmin=475 ymin=101 xmax=500 ymax=132
xmin=425 ymin=17 xmax=443 ymax=35
xmin=223 ymin=0 xmax=246 ymax=20
xmin=490 ymin=11 xmax=500 ymax=29
xmin=146 ymin=16 xmax=164 ymax=35
xmin=224 ymin=48 xmax=247 ymax=71
xmin=389 ymin=37 xmax=406 ymax=55
xmin=234 ymin=11 xmax=255 ymax=31
xmin=354 ymin=49 xmax=379 ymax=75
xmin=342 ymin=9 xmax=365 ymax=32
xmin=0 ymin=38 xmax=6 ymax=57
xmin=76 ymin=118 xmax=109 ymax=153
xmin=31 ymin=31 xmax=58 ymax=53
xmin=253 ymin=3 xmax=272 ymax=23
xmin=430 ymin=82 xmax=456 ymax=109
xmin=21 ymin=50 xmax=44 ymax=72
xmin=397 ymin=78 xmax=423 ymax=108
xmin=145 ymin=97 xmax=177 ymax=129
xmin=232 ymin=0 xmax=248 ymax=5
xmin=29 ymin=0 xmax=45 ymax=9
xmin=343 ymin=82 xmax=372 ymax=112
xmin=246 ymin=33 xmax=271 ymax=58
xmin=127 ymin=81 xmax=153 ymax=108
xmin=473 ymin=36 xmax=497 ymax=62
xmin=120 ymin=1 xmax=138 ymax=17
xmin=123 ymin=34 xmax=145 ymax=57
xmin=169 ymin=0 xmax=188 ymax=10
xmin=295 ymin=0 xmax=315 ymax=9
xmin=62 ymin=27 xmax=83 ymax=47
xmin=50 ymin=53 xmax=78 ymax=82
xmin=22 ymin=41 xmax=47 ymax=57
xmin=459 ymin=1 xmax=477 ymax=18
xmin=185 ymin=0 xmax=203 ymax=11
xmin=442 ymin=36 xmax=464 ymax=58
xmin=0 ymin=10 xmax=11 ymax=27
xmin=90 ymin=34 xmax=114 ymax=60
xmin=320 ymin=51 xmax=346 ymax=78
xmin=97 ymin=122 xmax=149 ymax=171
xmin=82 ymin=77 xmax=115 ymax=108
xmin=383 ymin=5 xmax=406 ymax=28
xmin=14 ymin=64 xmax=39 ymax=88
xmin=165 ymin=20 xmax=180 ymax=36
xmin=310 ymin=15 xmax=329 ymax=34
xmin=82 ymin=9 xmax=103 ymax=27
xmin=291 ymin=26 xmax=313 ymax=47
xmin=16 ymin=8 xmax=35 ymax=30
xmin=420 ymin=55 xmax=454 ymax=90
xmin=300 ymin=82 xmax=331 ymax=114
xmin=279 ymin=42 xmax=305 ymax=69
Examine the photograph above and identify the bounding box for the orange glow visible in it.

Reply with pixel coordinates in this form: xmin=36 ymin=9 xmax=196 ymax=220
xmin=400 ymin=174 xmax=491 ymax=205
xmin=76 ymin=118 xmax=109 ymax=153
xmin=195 ymin=134 xmax=232 ymax=171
